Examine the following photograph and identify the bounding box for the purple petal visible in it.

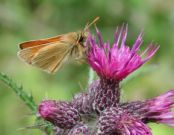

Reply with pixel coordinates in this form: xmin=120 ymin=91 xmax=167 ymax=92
xmin=120 ymin=24 xmax=128 ymax=48
xmin=131 ymin=31 xmax=143 ymax=53
xmin=95 ymin=26 xmax=104 ymax=47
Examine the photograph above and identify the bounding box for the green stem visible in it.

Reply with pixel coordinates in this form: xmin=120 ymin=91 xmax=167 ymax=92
xmin=88 ymin=68 xmax=95 ymax=86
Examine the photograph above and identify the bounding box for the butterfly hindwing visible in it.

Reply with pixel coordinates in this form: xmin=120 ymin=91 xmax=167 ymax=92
xmin=31 ymin=43 xmax=70 ymax=73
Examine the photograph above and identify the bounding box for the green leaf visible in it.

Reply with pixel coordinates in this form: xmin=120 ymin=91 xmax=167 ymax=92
xmin=0 ymin=72 xmax=37 ymax=112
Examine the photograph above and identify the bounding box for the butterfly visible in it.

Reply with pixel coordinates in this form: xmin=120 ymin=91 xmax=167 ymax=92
xmin=18 ymin=17 xmax=99 ymax=73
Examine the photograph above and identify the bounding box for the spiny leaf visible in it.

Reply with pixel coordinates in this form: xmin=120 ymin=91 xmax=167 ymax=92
xmin=0 ymin=72 xmax=37 ymax=112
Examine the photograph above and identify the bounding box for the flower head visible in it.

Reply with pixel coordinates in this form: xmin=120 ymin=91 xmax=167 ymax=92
xmin=87 ymin=25 xmax=159 ymax=81
xmin=145 ymin=90 xmax=174 ymax=126
xmin=38 ymin=100 xmax=81 ymax=129
xmin=121 ymin=90 xmax=174 ymax=126
xmin=98 ymin=107 xmax=152 ymax=135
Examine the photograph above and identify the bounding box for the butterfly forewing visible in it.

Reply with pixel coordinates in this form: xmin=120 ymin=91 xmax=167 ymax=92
xmin=19 ymin=36 xmax=62 ymax=49
xmin=17 ymin=33 xmax=81 ymax=73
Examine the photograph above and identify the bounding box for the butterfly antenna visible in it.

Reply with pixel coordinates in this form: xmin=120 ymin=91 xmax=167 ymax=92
xmin=84 ymin=16 xmax=100 ymax=31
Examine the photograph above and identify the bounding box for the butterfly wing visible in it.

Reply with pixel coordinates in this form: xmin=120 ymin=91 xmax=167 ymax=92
xmin=19 ymin=36 xmax=62 ymax=49
xmin=31 ymin=43 xmax=70 ymax=73
xmin=18 ymin=35 xmax=63 ymax=63
xmin=18 ymin=44 xmax=48 ymax=64
xmin=18 ymin=35 xmax=73 ymax=73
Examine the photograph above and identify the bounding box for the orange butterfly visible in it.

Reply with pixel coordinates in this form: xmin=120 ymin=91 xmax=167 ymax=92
xmin=18 ymin=17 xmax=99 ymax=73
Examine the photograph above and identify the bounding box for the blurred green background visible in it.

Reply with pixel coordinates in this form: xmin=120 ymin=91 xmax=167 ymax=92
xmin=0 ymin=0 xmax=174 ymax=134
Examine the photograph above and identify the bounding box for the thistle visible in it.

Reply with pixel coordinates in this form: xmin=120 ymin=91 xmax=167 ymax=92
xmin=86 ymin=25 xmax=159 ymax=112
xmin=38 ymin=100 xmax=81 ymax=129
xmin=38 ymin=25 xmax=174 ymax=135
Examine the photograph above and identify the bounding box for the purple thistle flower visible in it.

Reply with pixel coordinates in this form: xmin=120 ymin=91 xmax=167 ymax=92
xmin=38 ymin=100 xmax=81 ymax=129
xmin=86 ymin=25 xmax=159 ymax=81
xmin=85 ymin=25 xmax=159 ymax=113
xmin=97 ymin=107 xmax=152 ymax=135
xmin=121 ymin=90 xmax=174 ymax=126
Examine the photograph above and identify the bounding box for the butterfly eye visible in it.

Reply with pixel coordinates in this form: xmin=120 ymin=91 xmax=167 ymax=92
xmin=79 ymin=35 xmax=84 ymax=44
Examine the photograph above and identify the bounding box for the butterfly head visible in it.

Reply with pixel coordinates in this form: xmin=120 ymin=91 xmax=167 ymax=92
xmin=76 ymin=17 xmax=100 ymax=46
